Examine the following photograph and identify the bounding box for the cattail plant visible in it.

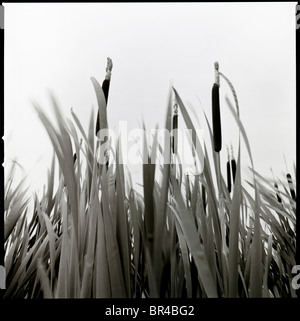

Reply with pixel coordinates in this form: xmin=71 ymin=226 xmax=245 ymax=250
xmin=212 ymin=62 xmax=221 ymax=152
xmin=4 ymin=60 xmax=296 ymax=299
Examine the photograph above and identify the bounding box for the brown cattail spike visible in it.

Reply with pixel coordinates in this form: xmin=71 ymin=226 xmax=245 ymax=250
xmin=230 ymin=144 xmax=236 ymax=184
xmin=227 ymin=161 xmax=231 ymax=193
xmin=270 ymin=167 xmax=282 ymax=203
xmin=287 ymin=173 xmax=296 ymax=200
xmin=231 ymin=159 xmax=236 ymax=184
xmin=96 ymin=57 xmax=113 ymax=136
xmin=102 ymin=57 xmax=113 ymax=103
xmin=212 ymin=62 xmax=221 ymax=152
xmin=202 ymin=184 xmax=206 ymax=213
xmin=73 ymin=153 xmax=77 ymax=165
xmin=226 ymin=145 xmax=231 ymax=193
xmin=186 ymin=173 xmax=191 ymax=206
xmin=274 ymin=182 xmax=282 ymax=203
xmin=172 ymin=103 xmax=178 ymax=154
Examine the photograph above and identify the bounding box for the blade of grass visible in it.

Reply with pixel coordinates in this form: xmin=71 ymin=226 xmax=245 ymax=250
xmin=101 ymin=180 xmax=127 ymax=297
xmin=56 ymin=196 xmax=69 ymax=298
xmin=174 ymin=219 xmax=193 ymax=298
xmin=249 ymin=189 xmax=263 ymax=298
xmin=37 ymin=259 xmax=53 ymax=298
xmin=115 ymin=137 xmax=131 ymax=297
xmin=170 ymin=178 xmax=218 ymax=297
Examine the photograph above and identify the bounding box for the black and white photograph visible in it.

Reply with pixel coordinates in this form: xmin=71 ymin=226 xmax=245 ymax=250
xmin=1 ymin=2 xmax=297 ymax=303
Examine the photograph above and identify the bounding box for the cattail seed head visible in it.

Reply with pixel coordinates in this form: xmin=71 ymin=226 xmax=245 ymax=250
xmin=225 ymin=224 xmax=230 ymax=247
xmin=226 ymin=146 xmax=231 ymax=193
xmin=95 ymin=58 xmax=113 ymax=136
xmin=230 ymin=144 xmax=236 ymax=184
xmin=274 ymin=182 xmax=282 ymax=203
xmin=227 ymin=160 xmax=232 ymax=193
xmin=73 ymin=152 xmax=77 ymax=164
xmin=172 ymin=103 xmax=178 ymax=154
xmin=212 ymin=83 xmax=221 ymax=152
xmin=231 ymin=158 xmax=236 ymax=184
xmin=103 ymin=57 xmax=113 ymax=100
xmin=202 ymin=184 xmax=206 ymax=213
xmin=212 ymin=62 xmax=221 ymax=152
xmin=102 ymin=79 xmax=110 ymax=104
xmin=287 ymin=173 xmax=296 ymax=200
xmin=186 ymin=173 xmax=191 ymax=206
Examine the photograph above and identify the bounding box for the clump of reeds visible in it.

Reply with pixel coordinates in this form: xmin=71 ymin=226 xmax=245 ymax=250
xmin=3 ymin=59 xmax=296 ymax=299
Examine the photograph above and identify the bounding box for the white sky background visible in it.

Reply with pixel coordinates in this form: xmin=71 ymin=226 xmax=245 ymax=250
xmin=4 ymin=2 xmax=296 ymax=195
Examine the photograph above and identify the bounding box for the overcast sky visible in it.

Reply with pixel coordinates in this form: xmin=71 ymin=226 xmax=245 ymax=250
xmin=4 ymin=2 xmax=296 ymax=193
